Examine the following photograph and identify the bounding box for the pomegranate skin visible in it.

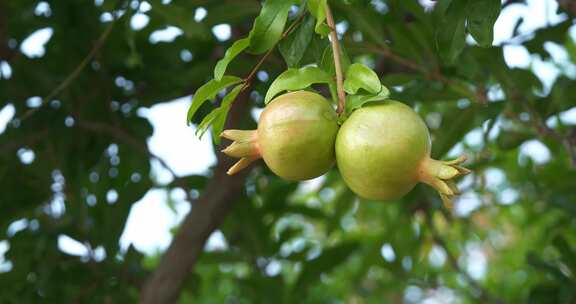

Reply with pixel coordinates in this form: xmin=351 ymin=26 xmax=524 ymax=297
xmin=336 ymin=100 xmax=431 ymax=201
xmin=258 ymin=91 xmax=338 ymax=180
xmin=221 ymin=91 xmax=339 ymax=181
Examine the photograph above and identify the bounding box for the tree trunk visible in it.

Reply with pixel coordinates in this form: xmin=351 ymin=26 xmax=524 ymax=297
xmin=139 ymin=92 xmax=252 ymax=304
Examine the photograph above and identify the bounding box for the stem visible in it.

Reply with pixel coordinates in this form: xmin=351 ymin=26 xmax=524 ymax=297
xmin=325 ymin=3 xmax=346 ymax=115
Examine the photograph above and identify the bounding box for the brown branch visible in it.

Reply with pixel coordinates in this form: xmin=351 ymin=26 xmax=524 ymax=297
xmin=424 ymin=210 xmax=505 ymax=304
xmin=325 ymin=3 xmax=346 ymax=115
xmin=139 ymin=90 xmax=253 ymax=304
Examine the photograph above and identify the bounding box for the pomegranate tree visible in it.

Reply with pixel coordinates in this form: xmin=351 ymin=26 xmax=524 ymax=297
xmin=336 ymin=100 xmax=470 ymax=205
xmin=221 ymin=90 xmax=338 ymax=180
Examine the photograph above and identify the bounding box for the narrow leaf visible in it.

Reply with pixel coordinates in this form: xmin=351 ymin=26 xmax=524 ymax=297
xmin=264 ymin=66 xmax=335 ymax=103
xmin=186 ymin=76 xmax=242 ymax=124
xmin=248 ymin=0 xmax=297 ymax=54
xmin=467 ymin=0 xmax=501 ymax=47
xmin=279 ymin=14 xmax=315 ymax=67
xmin=435 ymin=0 xmax=469 ymax=64
xmin=307 ymin=0 xmax=330 ymax=36
xmin=343 ymin=63 xmax=382 ymax=95
xmin=195 ymin=108 xmax=221 ymax=138
xmin=214 ymin=38 xmax=250 ymax=81
xmin=211 ymin=85 xmax=244 ymax=143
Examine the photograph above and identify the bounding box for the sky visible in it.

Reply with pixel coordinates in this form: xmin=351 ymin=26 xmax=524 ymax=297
xmin=0 ymin=0 xmax=576 ymax=288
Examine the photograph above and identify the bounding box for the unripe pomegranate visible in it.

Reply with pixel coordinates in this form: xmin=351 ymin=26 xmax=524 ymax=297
xmin=336 ymin=100 xmax=470 ymax=205
xmin=221 ymin=91 xmax=339 ymax=180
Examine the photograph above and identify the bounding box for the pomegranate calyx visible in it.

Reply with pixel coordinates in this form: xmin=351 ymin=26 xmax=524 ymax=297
xmin=418 ymin=155 xmax=470 ymax=207
xmin=221 ymin=129 xmax=260 ymax=175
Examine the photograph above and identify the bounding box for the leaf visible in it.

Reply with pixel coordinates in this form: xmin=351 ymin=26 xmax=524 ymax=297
xmin=320 ymin=44 xmax=352 ymax=77
xmin=343 ymin=63 xmax=382 ymax=95
xmin=195 ymin=84 xmax=243 ymax=142
xmin=248 ymin=0 xmax=297 ymax=54
xmin=435 ymin=0 xmax=469 ymax=64
xmin=195 ymin=108 xmax=221 ymax=139
xmin=307 ymin=0 xmax=330 ymax=36
xmin=214 ymin=38 xmax=250 ymax=81
xmin=186 ymin=76 xmax=242 ymax=125
xmin=211 ymin=85 xmax=243 ymax=144
xmin=279 ymin=14 xmax=315 ymax=67
xmin=344 ymin=86 xmax=390 ymax=116
xmin=466 ymin=0 xmax=501 ymax=47
xmin=264 ymin=66 xmax=335 ymax=103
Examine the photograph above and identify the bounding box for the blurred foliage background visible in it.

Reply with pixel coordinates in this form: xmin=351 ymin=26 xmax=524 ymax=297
xmin=1 ymin=0 xmax=576 ymax=303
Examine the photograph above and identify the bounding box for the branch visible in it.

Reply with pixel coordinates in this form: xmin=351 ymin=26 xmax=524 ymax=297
xmin=424 ymin=210 xmax=504 ymax=304
xmin=325 ymin=3 xmax=346 ymax=115
xmin=17 ymin=1 xmax=127 ymax=122
xmin=139 ymin=90 xmax=253 ymax=304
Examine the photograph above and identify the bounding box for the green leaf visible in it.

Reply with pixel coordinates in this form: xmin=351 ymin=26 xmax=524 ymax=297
xmin=214 ymin=38 xmax=250 ymax=81
xmin=264 ymin=66 xmax=335 ymax=103
xmin=279 ymin=15 xmax=315 ymax=67
xmin=320 ymin=44 xmax=352 ymax=77
xmin=248 ymin=0 xmax=297 ymax=54
xmin=211 ymin=85 xmax=243 ymax=143
xmin=344 ymin=86 xmax=390 ymax=116
xmin=195 ymin=108 xmax=221 ymax=139
xmin=186 ymin=76 xmax=243 ymax=125
xmin=466 ymin=0 xmax=501 ymax=47
xmin=343 ymin=63 xmax=382 ymax=95
xmin=195 ymin=84 xmax=243 ymax=142
xmin=307 ymin=0 xmax=330 ymax=36
xmin=435 ymin=0 xmax=468 ymax=64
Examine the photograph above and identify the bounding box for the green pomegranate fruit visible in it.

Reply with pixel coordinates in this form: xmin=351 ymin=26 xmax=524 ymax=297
xmin=336 ymin=100 xmax=470 ymax=205
xmin=221 ymin=90 xmax=339 ymax=180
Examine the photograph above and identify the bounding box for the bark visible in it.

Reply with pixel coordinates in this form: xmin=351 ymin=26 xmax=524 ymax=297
xmin=139 ymin=92 xmax=252 ymax=304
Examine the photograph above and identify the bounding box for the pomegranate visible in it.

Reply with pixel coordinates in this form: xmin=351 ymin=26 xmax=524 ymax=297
xmin=221 ymin=90 xmax=339 ymax=180
xmin=335 ymin=100 xmax=470 ymax=205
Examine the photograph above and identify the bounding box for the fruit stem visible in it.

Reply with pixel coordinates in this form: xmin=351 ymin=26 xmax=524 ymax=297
xmin=417 ymin=155 xmax=471 ymax=208
xmin=325 ymin=2 xmax=346 ymax=116
xmin=220 ymin=130 xmax=261 ymax=175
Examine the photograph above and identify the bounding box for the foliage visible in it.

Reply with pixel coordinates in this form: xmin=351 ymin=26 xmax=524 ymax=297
xmin=1 ymin=0 xmax=576 ymax=303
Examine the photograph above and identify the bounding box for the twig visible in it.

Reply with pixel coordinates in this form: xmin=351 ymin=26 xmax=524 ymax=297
xmin=241 ymin=13 xmax=306 ymax=92
xmin=424 ymin=210 xmax=505 ymax=304
xmin=325 ymin=3 xmax=346 ymax=115
xmin=17 ymin=2 xmax=128 ymax=122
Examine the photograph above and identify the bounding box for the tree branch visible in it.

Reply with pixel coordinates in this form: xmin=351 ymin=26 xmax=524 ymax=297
xmin=139 ymin=90 xmax=253 ymax=304
xmin=325 ymin=3 xmax=346 ymax=115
